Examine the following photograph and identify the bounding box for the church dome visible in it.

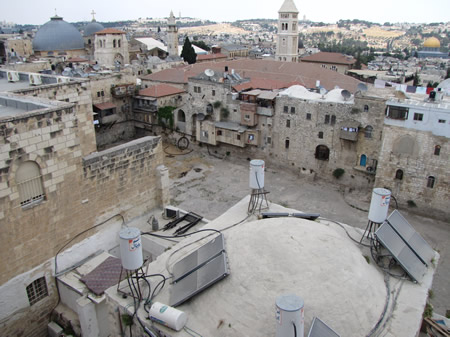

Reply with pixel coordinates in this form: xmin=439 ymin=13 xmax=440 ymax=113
xmin=83 ymin=20 xmax=105 ymax=37
xmin=423 ymin=37 xmax=440 ymax=48
xmin=33 ymin=15 xmax=84 ymax=52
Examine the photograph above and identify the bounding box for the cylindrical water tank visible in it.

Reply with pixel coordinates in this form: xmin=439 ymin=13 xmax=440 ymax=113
xmin=276 ymin=294 xmax=304 ymax=337
xmin=149 ymin=302 xmax=187 ymax=331
xmin=368 ymin=188 xmax=391 ymax=223
xmin=119 ymin=227 xmax=143 ymax=270
xmin=249 ymin=159 xmax=265 ymax=189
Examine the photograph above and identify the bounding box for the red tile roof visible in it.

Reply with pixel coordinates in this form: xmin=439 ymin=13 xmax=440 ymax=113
xmin=138 ymin=84 xmax=185 ymax=98
xmin=197 ymin=53 xmax=228 ymax=62
xmin=95 ymin=28 xmax=126 ymax=35
xmin=300 ymin=52 xmax=356 ymax=65
xmin=140 ymin=59 xmax=362 ymax=92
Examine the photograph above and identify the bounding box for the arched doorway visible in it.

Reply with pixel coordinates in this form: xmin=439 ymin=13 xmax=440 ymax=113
xmin=360 ymin=154 xmax=367 ymax=166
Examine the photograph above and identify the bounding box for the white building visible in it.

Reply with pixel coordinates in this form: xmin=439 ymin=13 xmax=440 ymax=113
xmin=276 ymin=0 xmax=299 ymax=62
xmin=94 ymin=28 xmax=130 ymax=67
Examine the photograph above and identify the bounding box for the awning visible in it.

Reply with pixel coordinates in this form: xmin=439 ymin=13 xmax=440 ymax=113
xmin=94 ymin=102 xmax=116 ymax=110
xmin=258 ymin=91 xmax=278 ymax=100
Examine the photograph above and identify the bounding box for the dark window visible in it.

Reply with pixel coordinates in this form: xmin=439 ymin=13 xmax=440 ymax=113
xmin=387 ymin=106 xmax=409 ymax=120
xmin=283 ymin=106 xmax=288 ymax=113
xmin=290 ymin=107 xmax=295 ymax=114
xmin=330 ymin=115 xmax=336 ymax=125
xmin=438 ymin=119 xmax=446 ymax=123
xmin=413 ymin=113 xmax=423 ymax=121
xmin=318 ymin=131 xmax=323 ymax=139
xmin=88 ymin=39 xmax=91 ymax=45
xmin=113 ymin=39 xmax=116 ymax=48
xmin=324 ymin=115 xmax=330 ymax=124
xmin=217 ymin=130 xmax=222 ymax=136
xmin=306 ymin=113 xmax=311 ymax=120
xmin=237 ymin=134 xmax=241 ymax=140
xmin=285 ymin=139 xmax=290 ymax=149
xmin=315 ymin=145 xmax=330 ymax=160
xmin=434 ymin=145 xmax=441 ymax=156
xmin=97 ymin=91 xmax=100 ymax=97
xmin=212 ymin=90 xmax=215 ymax=96
xmin=26 ymin=277 xmax=48 ymax=306
xmin=427 ymin=176 xmax=435 ymax=188
xmin=364 ymin=105 xmax=369 ymax=112
xmin=365 ymin=125 xmax=373 ymax=138
xmin=286 ymin=120 xmax=290 ymax=128
xmin=101 ymin=90 xmax=104 ymax=97
xmin=395 ymin=169 xmax=403 ymax=180
xmin=118 ymin=40 xmax=121 ymax=48
xmin=267 ymin=137 xmax=272 ymax=144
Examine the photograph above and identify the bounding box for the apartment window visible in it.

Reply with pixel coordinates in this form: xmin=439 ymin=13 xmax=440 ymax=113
xmin=266 ymin=136 xmax=272 ymax=144
xmin=217 ymin=130 xmax=222 ymax=136
xmin=118 ymin=39 xmax=121 ymax=48
xmin=438 ymin=119 xmax=446 ymax=124
xmin=26 ymin=277 xmax=48 ymax=306
xmin=97 ymin=91 xmax=101 ymax=97
xmin=212 ymin=90 xmax=215 ymax=96
xmin=283 ymin=106 xmax=288 ymax=113
xmin=413 ymin=113 xmax=424 ymax=121
xmin=194 ymin=86 xmax=201 ymax=93
xmin=101 ymin=90 xmax=104 ymax=97
xmin=286 ymin=120 xmax=290 ymax=128
xmin=290 ymin=107 xmax=295 ymax=114
xmin=113 ymin=39 xmax=116 ymax=48
xmin=365 ymin=125 xmax=373 ymax=138
xmin=16 ymin=161 xmax=45 ymax=207
xmin=292 ymin=23 xmax=296 ymax=31
xmin=318 ymin=131 xmax=323 ymax=139
xmin=395 ymin=169 xmax=403 ymax=180
xmin=434 ymin=145 xmax=441 ymax=156
xmin=427 ymin=176 xmax=435 ymax=188
xmin=331 ymin=115 xmax=336 ymax=125
xmin=306 ymin=113 xmax=311 ymax=120
xmin=387 ymin=106 xmax=408 ymax=120
xmin=237 ymin=134 xmax=241 ymax=140
xmin=315 ymin=145 xmax=330 ymax=160
xmin=364 ymin=105 xmax=369 ymax=112
xmin=285 ymin=139 xmax=290 ymax=149
xmin=324 ymin=114 xmax=330 ymax=124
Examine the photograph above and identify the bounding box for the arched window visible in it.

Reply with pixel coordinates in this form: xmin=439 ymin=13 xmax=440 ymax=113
xmin=113 ymin=39 xmax=116 ymax=48
xmin=99 ymin=40 xmax=102 ymax=48
xmin=315 ymin=145 xmax=330 ymax=160
xmin=427 ymin=176 xmax=435 ymax=188
xmin=118 ymin=39 xmax=121 ymax=48
xmin=360 ymin=154 xmax=367 ymax=166
xmin=178 ymin=109 xmax=186 ymax=122
xmin=434 ymin=145 xmax=441 ymax=156
xmin=364 ymin=105 xmax=369 ymax=112
xmin=16 ymin=161 xmax=45 ymax=207
xmin=395 ymin=169 xmax=403 ymax=180
xmin=365 ymin=125 xmax=373 ymax=138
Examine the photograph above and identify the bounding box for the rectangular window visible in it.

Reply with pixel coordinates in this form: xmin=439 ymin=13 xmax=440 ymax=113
xmin=325 ymin=115 xmax=330 ymax=124
xmin=97 ymin=91 xmax=100 ymax=97
xmin=194 ymin=86 xmax=201 ymax=93
xmin=26 ymin=277 xmax=48 ymax=306
xmin=101 ymin=90 xmax=105 ymax=97
xmin=290 ymin=107 xmax=295 ymax=114
xmin=318 ymin=131 xmax=323 ymax=139
xmin=306 ymin=113 xmax=311 ymax=120
xmin=212 ymin=90 xmax=215 ymax=96
xmin=331 ymin=115 xmax=336 ymax=125
xmin=286 ymin=120 xmax=290 ymax=128
xmin=413 ymin=113 xmax=424 ymax=121
xmin=237 ymin=134 xmax=241 ymax=140
xmin=387 ymin=106 xmax=409 ymax=120
xmin=267 ymin=137 xmax=272 ymax=144
xmin=438 ymin=119 xmax=446 ymax=123
xmin=283 ymin=106 xmax=288 ymax=113
xmin=217 ymin=130 xmax=222 ymax=136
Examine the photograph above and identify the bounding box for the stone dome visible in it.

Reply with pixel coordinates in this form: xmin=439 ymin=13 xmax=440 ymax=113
xmin=83 ymin=20 xmax=105 ymax=37
xmin=423 ymin=37 xmax=440 ymax=48
xmin=33 ymin=15 xmax=84 ymax=52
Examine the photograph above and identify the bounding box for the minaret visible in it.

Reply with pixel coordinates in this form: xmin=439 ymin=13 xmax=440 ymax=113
xmin=167 ymin=11 xmax=179 ymax=57
xmin=276 ymin=0 xmax=299 ymax=62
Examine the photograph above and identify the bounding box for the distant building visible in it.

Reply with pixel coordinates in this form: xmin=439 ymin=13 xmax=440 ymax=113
xmin=300 ymin=52 xmax=356 ymax=74
xmin=94 ymin=28 xmax=130 ymax=67
xmin=83 ymin=10 xmax=105 ymax=58
xmin=220 ymin=44 xmax=249 ymax=58
xmin=166 ymin=11 xmax=178 ymax=57
xmin=417 ymin=37 xmax=448 ymax=59
xmin=276 ymin=0 xmax=299 ymax=62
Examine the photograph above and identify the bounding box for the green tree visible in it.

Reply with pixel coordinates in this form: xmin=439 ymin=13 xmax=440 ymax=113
xmin=181 ymin=37 xmax=197 ymax=64
xmin=413 ymin=71 xmax=421 ymax=86
xmin=192 ymin=40 xmax=210 ymax=51
xmin=446 ymin=67 xmax=450 ymax=79
xmin=354 ymin=52 xmax=362 ymax=70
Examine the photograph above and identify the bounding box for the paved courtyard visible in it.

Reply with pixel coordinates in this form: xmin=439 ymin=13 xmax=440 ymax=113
xmin=162 ymin=143 xmax=449 ymax=317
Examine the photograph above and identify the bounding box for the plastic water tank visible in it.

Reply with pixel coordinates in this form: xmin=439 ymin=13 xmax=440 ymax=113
xmin=119 ymin=227 xmax=143 ymax=270
xmin=368 ymin=188 xmax=391 ymax=223
xmin=149 ymin=302 xmax=187 ymax=331
xmin=276 ymin=294 xmax=304 ymax=337
xmin=249 ymin=159 xmax=265 ymax=189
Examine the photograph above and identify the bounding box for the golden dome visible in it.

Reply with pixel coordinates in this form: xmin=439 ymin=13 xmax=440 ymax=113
xmin=423 ymin=37 xmax=441 ymax=48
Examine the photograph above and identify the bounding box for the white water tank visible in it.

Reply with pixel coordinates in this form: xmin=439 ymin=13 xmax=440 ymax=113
xmin=249 ymin=159 xmax=265 ymax=189
xmin=119 ymin=227 xmax=143 ymax=270
xmin=276 ymin=294 xmax=304 ymax=337
xmin=149 ymin=302 xmax=187 ymax=331
xmin=368 ymin=188 xmax=391 ymax=223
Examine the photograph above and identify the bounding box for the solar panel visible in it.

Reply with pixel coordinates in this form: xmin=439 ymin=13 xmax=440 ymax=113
xmin=386 ymin=210 xmax=434 ymax=266
xmin=169 ymin=234 xmax=229 ymax=307
xmin=307 ymin=317 xmax=340 ymax=337
xmin=375 ymin=224 xmax=427 ymax=283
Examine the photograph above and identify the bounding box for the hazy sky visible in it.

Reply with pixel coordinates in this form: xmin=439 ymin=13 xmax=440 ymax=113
xmin=2 ymin=0 xmax=450 ymax=25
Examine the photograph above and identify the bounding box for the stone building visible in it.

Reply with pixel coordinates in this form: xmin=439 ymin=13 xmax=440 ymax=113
xmin=276 ymin=0 xmax=299 ymax=62
xmin=94 ymin=28 xmax=130 ymax=67
xmin=300 ymin=52 xmax=357 ymax=74
xmin=0 ymin=73 xmax=169 ymax=336
xmin=82 ymin=11 xmax=105 ymax=59
xmin=1 ymin=37 xmax=33 ymax=63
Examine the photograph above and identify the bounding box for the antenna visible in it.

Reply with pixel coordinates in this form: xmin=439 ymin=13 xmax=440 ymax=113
xmin=357 ymin=83 xmax=368 ymax=92
xmin=205 ymin=69 xmax=214 ymax=77
xmin=341 ymin=90 xmax=351 ymax=101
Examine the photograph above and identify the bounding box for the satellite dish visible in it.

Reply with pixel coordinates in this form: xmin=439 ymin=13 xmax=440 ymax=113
xmin=197 ymin=113 xmax=206 ymax=121
xmin=205 ymin=69 xmax=214 ymax=77
xmin=93 ymin=64 xmax=100 ymax=71
xmin=357 ymin=83 xmax=368 ymax=92
xmin=62 ymin=70 xmax=72 ymax=77
xmin=319 ymin=87 xmax=327 ymax=96
xmin=341 ymin=89 xmax=351 ymax=100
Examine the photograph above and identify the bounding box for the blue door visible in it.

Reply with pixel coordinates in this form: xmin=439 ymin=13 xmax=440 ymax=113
xmin=360 ymin=154 xmax=367 ymax=166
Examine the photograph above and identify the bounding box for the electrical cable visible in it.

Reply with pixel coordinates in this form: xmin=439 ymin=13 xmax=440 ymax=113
xmin=319 ymin=217 xmax=372 ymax=248
xmin=184 ymin=326 xmax=204 ymax=337
xmin=293 ymin=322 xmax=297 ymax=337
xmin=365 ymin=275 xmax=390 ymax=337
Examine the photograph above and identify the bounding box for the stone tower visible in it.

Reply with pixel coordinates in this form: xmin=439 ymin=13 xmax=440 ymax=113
xmin=167 ymin=11 xmax=179 ymax=57
xmin=276 ymin=0 xmax=299 ymax=62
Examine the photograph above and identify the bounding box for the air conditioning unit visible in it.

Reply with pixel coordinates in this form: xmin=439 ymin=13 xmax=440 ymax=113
xmin=29 ymin=74 xmax=42 ymax=86
xmin=7 ymin=71 xmax=19 ymax=82
xmin=164 ymin=206 xmax=179 ymax=219
xmin=57 ymin=77 xmax=69 ymax=84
